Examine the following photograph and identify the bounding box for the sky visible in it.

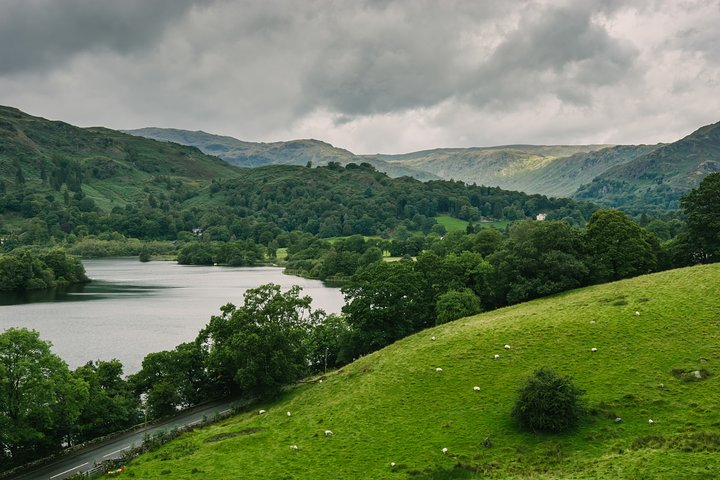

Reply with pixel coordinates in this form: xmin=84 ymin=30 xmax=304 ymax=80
xmin=1 ymin=0 xmax=718 ymax=154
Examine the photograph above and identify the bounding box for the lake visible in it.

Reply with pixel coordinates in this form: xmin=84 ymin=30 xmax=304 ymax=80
xmin=0 ymin=258 xmax=345 ymax=374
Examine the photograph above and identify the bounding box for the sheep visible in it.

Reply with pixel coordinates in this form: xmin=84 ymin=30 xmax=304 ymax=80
xmin=290 ymin=444 xmax=299 ymax=450
xmin=635 ymin=311 xmax=640 ymax=316
xmin=431 ymin=336 xmax=436 ymax=341
xmin=324 ymin=430 xmax=334 ymax=437
xmin=591 ymin=347 xmax=598 ymax=353
xmin=590 ymin=320 xmax=596 ymax=324
xmin=287 ymin=411 xmax=292 ymax=417
xmin=504 ymin=344 xmax=511 ymax=350
xmin=494 ymin=354 xmax=500 ymax=360
xmin=648 ymin=419 xmax=655 ymax=425
xmin=614 ymin=417 xmax=623 ymax=424
xmin=474 ymin=386 xmax=481 ymax=392
xmin=659 ymin=383 xmax=665 ymax=389
xmin=258 ymin=409 xmax=266 ymax=415
xmin=435 ymin=367 xmax=443 ymax=372
xmin=390 ymin=462 xmax=396 ymax=467
xmin=442 ymin=447 xmax=448 ymax=454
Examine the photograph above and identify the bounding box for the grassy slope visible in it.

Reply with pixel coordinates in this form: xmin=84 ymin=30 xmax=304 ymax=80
xmin=123 ymin=265 xmax=720 ymax=479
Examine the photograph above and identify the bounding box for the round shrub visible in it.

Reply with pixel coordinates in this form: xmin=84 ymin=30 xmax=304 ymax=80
xmin=512 ymin=367 xmax=585 ymax=433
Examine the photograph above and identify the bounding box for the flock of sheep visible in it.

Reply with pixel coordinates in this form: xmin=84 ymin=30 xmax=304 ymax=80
xmin=255 ymin=309 xmax=658 ymax=467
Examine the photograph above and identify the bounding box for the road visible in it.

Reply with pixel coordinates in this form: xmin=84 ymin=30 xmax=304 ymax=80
xmin=12 ymin=398 xmax=238 ymax=480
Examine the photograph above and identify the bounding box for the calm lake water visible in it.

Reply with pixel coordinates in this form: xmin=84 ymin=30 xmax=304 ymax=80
xmin=0 ymin=258 xmax=345 ymax=373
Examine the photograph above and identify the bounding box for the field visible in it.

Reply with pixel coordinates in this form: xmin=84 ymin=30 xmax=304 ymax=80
xmin=117 ymin=264 xmax=720 ymax=479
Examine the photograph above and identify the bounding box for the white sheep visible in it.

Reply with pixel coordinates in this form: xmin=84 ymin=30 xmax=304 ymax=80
xmin=324 ymin=430 xmax=334 ymax=437
xmin=590 ymin=320 xmax=596 ymax=324
xmin=442 ymin=447 xmax=448 ymax=454
xmin=591 ymin=347 xmax=598 ymax=353
xmin=287 ymin=411 xmax=292 ymax=417
xmin=648 ymin=419 xmax=655 ymax=425
xmin=635 ymin=311 xmax=640 ymax=316
xmin=474 ymin=386 xmax=481 ymax=392
xmin=431 ymin=336 xmax=436 ymax=341
xmin=290 ymin=444 xmax=299 ymax=450
xmin=258 ymin=409 xmax=266 ymax=415
xmin=494 ymin=354 xmax=500 ymax=360
xmin=659 ymin=383 xmax=665 ymax=389
xmin=614 ymin=417 xmax=623 ymax=423
xmin=504 ymin=344 xmax=511 ymax=350
xmin=436 ymin=367 xmax=443 ymax=372
xmin=390 ymin=462 xmax=396 ymax=467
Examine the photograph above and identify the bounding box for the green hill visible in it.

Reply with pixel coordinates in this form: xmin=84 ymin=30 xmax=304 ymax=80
xmin=573 ymin=121 xmax=720 ymax=213
xmin=0 ymin=105 xmax=241 ymax=211
xmin=122 ymin=264 xmax=720 ymax=479
xmin=364 ymin=145 xmax=615 ymax=193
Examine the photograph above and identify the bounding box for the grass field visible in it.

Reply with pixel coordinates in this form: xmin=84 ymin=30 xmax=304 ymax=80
xmin=118 ymin=264 xmax=720 ymax=479
xmin=435 ymin=216 xmax=512 ymax=233
xmin=435 ymin=215 xmax=469 ymax=232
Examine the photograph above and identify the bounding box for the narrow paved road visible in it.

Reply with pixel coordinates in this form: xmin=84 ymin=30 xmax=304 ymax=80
xmin=13 ymin=399 xmax=238 ymax=480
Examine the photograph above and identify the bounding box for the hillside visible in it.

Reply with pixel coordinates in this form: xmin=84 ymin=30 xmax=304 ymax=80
xmin=125 ymin=128 xmax=441 ymax=181
xmin=574 ymin=121 xmax=720 ymax=213
xmin=364 ymin=144 xmax=615 ymax=194
xmin=0 ymin=105 xmax=241 ymax=211
xmin=122 ymin=264 xmax=720 ymax=479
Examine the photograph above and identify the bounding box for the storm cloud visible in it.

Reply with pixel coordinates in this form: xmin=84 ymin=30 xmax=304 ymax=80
xmin=0 ymin=0 xmax=717 ymax=153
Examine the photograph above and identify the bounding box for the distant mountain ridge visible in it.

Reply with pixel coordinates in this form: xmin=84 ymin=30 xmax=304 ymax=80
xmin=118 ymin=119 xmax=720 ymax=213
xmin=573 ymin=121 xmax=720 ymax=213
xmin=124 ymin=127 xmax=440 ymax=181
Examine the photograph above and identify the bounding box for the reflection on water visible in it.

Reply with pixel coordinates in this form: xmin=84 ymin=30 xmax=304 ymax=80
xmin=0 ymin=281 xmax=169 ymax=305
xmin=0 ymin=258 xmax=345 ymax=373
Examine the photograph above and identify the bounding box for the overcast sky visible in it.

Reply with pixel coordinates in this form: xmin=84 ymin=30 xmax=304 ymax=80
xmin=1 ymin=0 xmax=718 ymax=153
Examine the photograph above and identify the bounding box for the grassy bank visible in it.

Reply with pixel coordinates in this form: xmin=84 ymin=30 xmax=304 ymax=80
xmin=118 ymin=264 xmax=720 ymax=479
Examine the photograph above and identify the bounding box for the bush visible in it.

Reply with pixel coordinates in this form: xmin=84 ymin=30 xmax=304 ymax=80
xmin=512 ymin=367 xmax=585 ymax=433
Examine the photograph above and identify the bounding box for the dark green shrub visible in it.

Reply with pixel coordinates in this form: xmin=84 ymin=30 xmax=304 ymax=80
xmin=512 ymin=367 xmax=585 ymax=433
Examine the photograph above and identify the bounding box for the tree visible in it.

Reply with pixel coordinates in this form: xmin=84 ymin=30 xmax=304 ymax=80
xmin=681 ymin=173 xmax=720 ymax=263
xmin=490 ymin=221 xmax=588 ymax=306
xmin=584 ymin=209 xmax=658 ymax=283
xmin=0 ymin=329 xmax=87 ymax=467
xmin=198 ymin=284 xmax=319 ymax=397
xmin=435 ymin=288 xmax=483 ymax=324
xmin=73 ymin=360 xmax=140 ymax=442
xmin=512 ymin=367 xmax=585 ymax=433
xmin=305 ymin=314 xmax=352 ymax=373
xmin=342 ymin=261 xmax=432 ymax=356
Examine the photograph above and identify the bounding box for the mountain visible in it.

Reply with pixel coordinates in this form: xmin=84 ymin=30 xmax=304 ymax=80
xmin=573 ymin=121 xmax=720 ymax=213
xmin=118 ymin=263 xmax=720 ymax=479
xmin=0 ymin=105 xmax=241 ymax=211
xmin=124 ymin=128 xmax=441 ymax=181
xmin=363 ymin=144 xmax=614 ymax=193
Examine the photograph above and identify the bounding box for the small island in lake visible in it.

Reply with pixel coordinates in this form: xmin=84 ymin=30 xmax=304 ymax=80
xmin=0 ymin=248 xmax=89 ymax=291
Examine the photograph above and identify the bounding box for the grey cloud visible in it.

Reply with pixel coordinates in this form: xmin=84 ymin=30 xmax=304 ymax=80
xmin=464 ymin=3 xmax=639 ymax=109
xmin=0 ymin=0 xmax=203 ymax=74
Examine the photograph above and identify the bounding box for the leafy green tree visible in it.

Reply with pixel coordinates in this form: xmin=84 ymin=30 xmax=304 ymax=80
xmin=584 ymin=209 xmax=658 ymax=283
xmin=305 ymin=314 xmax=352 ymax=373
xmin=512 ymin=367 xmax=585 ymax=433
xmin=342 ymin=261 xmax=432 ymax=356
xmin=435 ymin=288 xmax=483 ymax=324
xmin=198 ymin=284 xmax=319 ymax=397
xmin=490 ymin=221 xmax=588 ymax=306
xmin=130 ymin=342 xmax=210 ymax=419
xmin=0 ymin=329 xmax=87 ymax=467
xmin=681 ymin=173 xmax=720 ymax=263
xmin=73 ymin=360 xmax=140 ymax=442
